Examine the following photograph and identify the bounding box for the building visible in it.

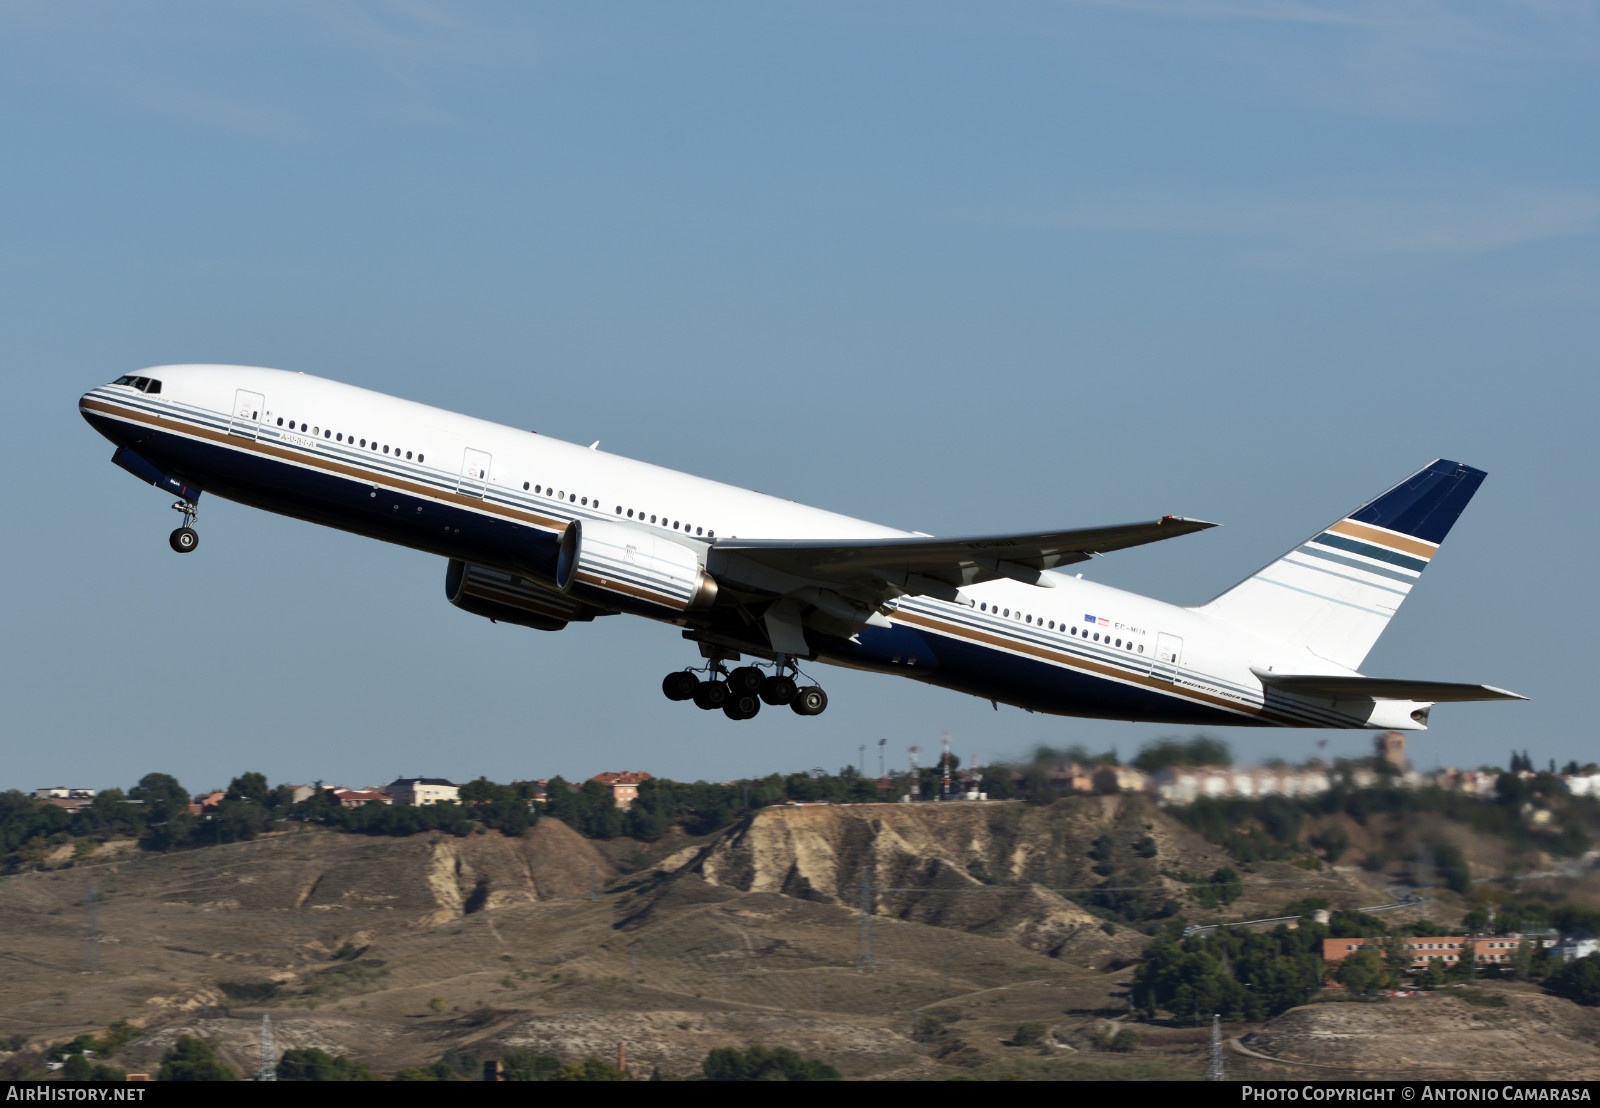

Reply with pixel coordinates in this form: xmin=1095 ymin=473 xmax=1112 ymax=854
xmin=591 ymin=771 xmax=652 ymax=810
xmin=36 ymin=796 xmax=95 ymax=815
xmin=384 ymin=778 xmax=459 ymax=806
xmin=1323 ymin=933 xmax=1558 ymax=973
xmin=327 ymin=787 xmax=392 ymax=808
xmin=1148 ymin=766 xmax=1333 ymax=804
xmin=1556 ymin=937 xmax=1600 ymax=962
xmin=282 ymin=785 xmax=318 ymax=806
xmin=193 ymin=791 xmax=226 ymax=815
xmin=1375 ymin=731 xmax=1407 ymax=771
xmin=33 ymin=787 xmax=95 ymax=800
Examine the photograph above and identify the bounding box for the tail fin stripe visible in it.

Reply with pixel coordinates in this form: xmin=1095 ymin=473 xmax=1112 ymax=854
xmin=1292 ymin=545 xmax=1417 ymax=585
xmin=1284 ymin=555 xmax=1411 ymax=596
xmin=1249 ymin=574 xmax=1394 ymax=617
xmin=1326 ymin=519 xmax=1438 ymax=559
xmin=1309 ymin=532 xmax=1429 ymax=573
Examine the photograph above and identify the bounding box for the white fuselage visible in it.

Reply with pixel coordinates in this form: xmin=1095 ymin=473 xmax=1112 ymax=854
xmin=80 ymin=364 xmax=1426 ymax=730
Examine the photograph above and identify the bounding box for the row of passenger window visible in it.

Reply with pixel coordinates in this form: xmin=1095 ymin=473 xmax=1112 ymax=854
xmin=976 ymin=601 xmax=1143 ymax=653
xmin=275 ymin=418 xmax=423 ymax=464
xmin=516 ymin=482 xmax=716 ymax=539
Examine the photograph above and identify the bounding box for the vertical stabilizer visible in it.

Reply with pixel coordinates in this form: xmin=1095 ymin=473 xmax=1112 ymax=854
xmin=1198 ymin=460 xmax=1486 ymax=670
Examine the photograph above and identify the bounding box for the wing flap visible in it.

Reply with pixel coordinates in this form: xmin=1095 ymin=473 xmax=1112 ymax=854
xmin=713 ymin=516 xmax=1216 ymax=591
xmin=1251 ymin=669 xmax=1527 ymax=702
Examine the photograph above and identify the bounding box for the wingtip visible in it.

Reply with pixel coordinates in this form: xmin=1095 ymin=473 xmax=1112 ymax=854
xmin=1161 ymin=515 xmax=1220 ymax=530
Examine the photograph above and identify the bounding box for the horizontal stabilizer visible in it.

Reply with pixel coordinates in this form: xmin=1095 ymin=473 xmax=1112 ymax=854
xmin=1251 ymin=669 xmax=1526 ymax=702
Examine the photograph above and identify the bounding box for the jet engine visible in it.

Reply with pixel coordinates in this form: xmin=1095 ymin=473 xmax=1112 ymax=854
xmin=556 ymin=519 xmax=717 ymax=611
xmin=445 ymin=559 xmax=603 ymax=631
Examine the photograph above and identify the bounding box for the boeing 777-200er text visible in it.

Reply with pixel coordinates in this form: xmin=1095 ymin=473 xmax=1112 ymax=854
xmin=81 ymin=366 xmax=1525 ymax=728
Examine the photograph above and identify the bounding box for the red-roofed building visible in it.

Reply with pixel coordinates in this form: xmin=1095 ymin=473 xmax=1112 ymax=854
xmin=327 ymin=787 xmax=392 ymax=809
xmin=37 ymin=796 xmax=95 ymax=815
xmin=591 ymin=771 xmax=652 ymax=810
xmin=1323 ymin=933 xmax=1556 ymax=978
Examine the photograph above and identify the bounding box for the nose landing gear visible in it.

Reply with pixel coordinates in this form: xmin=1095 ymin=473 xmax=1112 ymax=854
xmin=658 ymin=656 xmax=827 ymax=721
xmin=168 ymin=500 xmax=200 ymax=554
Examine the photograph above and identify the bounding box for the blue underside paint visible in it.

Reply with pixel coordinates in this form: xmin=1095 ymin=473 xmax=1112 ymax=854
xmin=823 ymin=622 xmax=1262 ymax=725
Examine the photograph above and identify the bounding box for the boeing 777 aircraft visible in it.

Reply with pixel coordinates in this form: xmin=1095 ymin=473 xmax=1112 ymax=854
xmin=81 ymin=365 xmax=1524 ymax=728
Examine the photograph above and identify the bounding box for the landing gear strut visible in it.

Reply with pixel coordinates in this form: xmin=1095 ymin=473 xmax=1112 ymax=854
xmin=657 ymin=655 xmax=827 ymax=721
xmin=168 ymin=500 xmax=199 ymax=554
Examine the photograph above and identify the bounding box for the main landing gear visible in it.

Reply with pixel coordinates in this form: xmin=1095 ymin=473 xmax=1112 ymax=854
xmin=168 ymin=500 xmax=199 ymax=554
xmin=661 ymin=658 xmax=827 ymax=721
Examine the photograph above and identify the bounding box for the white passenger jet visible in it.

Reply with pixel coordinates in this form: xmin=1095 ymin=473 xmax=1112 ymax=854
xmin=81 ymin=366 xmax=1524 ymax=727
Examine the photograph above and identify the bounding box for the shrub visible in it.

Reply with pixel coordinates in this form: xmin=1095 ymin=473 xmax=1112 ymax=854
xmin=157 ymin=1036 xmax=238 ymax=1081
xmin=1011 ymin=1023 xmax=1048 ymax=1047
xmin=1107 ymin=1029 xmax=1140 ymax=1053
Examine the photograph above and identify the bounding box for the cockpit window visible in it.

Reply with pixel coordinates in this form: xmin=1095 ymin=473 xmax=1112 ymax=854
xmin=112 ymin=375 xmax=161 ymax=395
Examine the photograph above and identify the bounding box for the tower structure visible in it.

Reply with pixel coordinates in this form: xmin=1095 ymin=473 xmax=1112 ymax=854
xmin=1376 ymin=731 xmax=1407 ymax=771
xmin=1208 ymin=1014 xmax=1224 ymax=1081
xmin=855 ymin=870 xmax=875 ymax=969
xmin=81 ymin=883 xmax=99 ymax=973
xmin=256 ymin=1014 xmax=276 ymax=1081
xmin=940 ymin=732 xmax=952 ymax=800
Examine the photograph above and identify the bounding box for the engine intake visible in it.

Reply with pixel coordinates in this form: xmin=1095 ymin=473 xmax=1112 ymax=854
xmin=445 ymin=559 xmax=601 ymax=631
xmin=556 ymin=519 xmax=717 ymax=611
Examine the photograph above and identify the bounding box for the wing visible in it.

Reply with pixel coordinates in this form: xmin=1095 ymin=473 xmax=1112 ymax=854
xmin=1252 ymin=669 xmax=1527 ymax=702
xmin=712 ymin=516 xmax=1217 ymax=594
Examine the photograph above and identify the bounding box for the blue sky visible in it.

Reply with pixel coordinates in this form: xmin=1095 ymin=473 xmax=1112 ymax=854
xmin=3 ymin=2 xmax=1595 ymax=794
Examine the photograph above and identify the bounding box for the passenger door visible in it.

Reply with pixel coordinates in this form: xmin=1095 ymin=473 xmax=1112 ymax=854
xmin=230 ymin=390 xmax=265 ymax=441
xmin=1154 ymin=633 xmax=1184 ymax=681
xmin=459 ymin=448 xmax=492 ymax=498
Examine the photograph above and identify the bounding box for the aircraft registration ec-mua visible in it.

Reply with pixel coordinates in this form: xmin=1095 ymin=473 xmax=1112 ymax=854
xmin=81 ymin=366 xmax=1525 ymax=729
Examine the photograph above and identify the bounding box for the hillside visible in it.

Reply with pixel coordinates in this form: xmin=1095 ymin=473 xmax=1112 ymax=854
xmin=1 ymin=798 xmax=1596 ymax=1080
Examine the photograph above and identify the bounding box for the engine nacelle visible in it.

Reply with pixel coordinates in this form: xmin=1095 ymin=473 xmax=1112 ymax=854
xmin=556 ymin=518 xmax=717 ymax=611
xmin=445 ymin=559 xmax=601 ymax=632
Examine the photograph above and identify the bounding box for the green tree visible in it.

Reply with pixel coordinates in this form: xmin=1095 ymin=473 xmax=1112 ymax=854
xmin=702 ymin=1045 xmax=840 ymax=1081
xmin=14 ymin=836 xmax=50 ymax=870
xmin=1547 ymin=955 xmax=1600 ymax=1006
xmin=1419 ymin=957 xmax=1447 ymax=990
xmin=1434 ymin=843 xmax=1472 ymax=895
xmin=1337 ymin=948 xmax=1386 ymax=994
xmin=550 ymin=1057 xmax=629 ymax=1081
xmin=157 ymin=1036 xmax=239 ymax=1081
xmin=61 ymin=1053 xmax=125 ymax=1081
xmin=130 ymin=773 xmax=189 ymax=821
xmin=1379 ymin=934 xmax=1413 ymax=986
xmin=226 ymin=772 xmax=271 ymax=806
xmin=1310 ymin=824 xmax=1350 ymax=863
xmin=276 ymin=1047 xmax=380 ymax=1080
xmin=501 ymin=1048 xmax=561 ymax=1081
